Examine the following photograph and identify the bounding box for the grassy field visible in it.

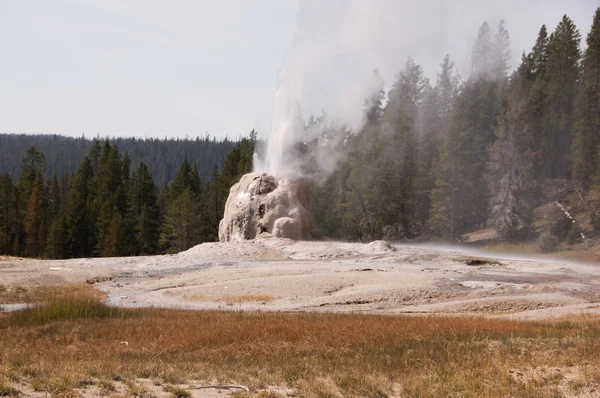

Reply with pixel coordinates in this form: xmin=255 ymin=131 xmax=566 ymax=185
xmin=482 ymin=238 xmax=600 ymax=263
xmin=1 ymin=286 xmax=600 ymax=397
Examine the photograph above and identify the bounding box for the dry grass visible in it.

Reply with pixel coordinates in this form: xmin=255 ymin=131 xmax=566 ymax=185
xmin=0 ymin=256 xmax=26 ymax=262
xmin=216 ymin=295 xmax=276 ymax=304
xmin=483 ymin=239 xmax=600 ymax=263
xmin=183 ymin=294 xmax=276 ymax=304
xmin=0 ymin=283 xmax=69 ymax=305
xmin=1 ymin=286 xmax=600 ymax=397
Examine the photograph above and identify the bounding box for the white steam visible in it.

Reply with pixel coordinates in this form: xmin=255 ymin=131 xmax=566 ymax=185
xmin=254 ymin=0 xmax=593 ymax=179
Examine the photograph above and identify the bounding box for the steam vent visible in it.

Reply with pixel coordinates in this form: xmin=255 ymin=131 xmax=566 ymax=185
xmin=219 ymin=172 xmax=314 ymax=242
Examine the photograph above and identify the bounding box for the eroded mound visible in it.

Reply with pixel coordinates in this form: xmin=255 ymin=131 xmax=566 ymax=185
xmin=219 ymin=172 xmax=315 ymax=242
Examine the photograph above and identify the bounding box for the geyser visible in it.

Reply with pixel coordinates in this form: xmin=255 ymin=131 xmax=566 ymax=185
xmin=218 ymin=172 xmax=315 ymax=242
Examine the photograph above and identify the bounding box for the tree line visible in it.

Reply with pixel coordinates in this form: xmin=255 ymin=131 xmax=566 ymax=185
xmin=0 ymin=134 xmax=238 ymax=186
xmin=0 ymin=133 xmax=255 ymax=258
xmin=2 ymin=10 xmax=599 ymax=256
xmin=312 ymin=10 xmax=600 ymax=247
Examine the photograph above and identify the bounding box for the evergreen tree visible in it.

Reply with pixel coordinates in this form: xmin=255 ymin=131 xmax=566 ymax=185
xmin=339 ymin=70 xmax=387 ymax=240
xmin=488 ymin=74 xmax=537 ymax=239
xmin=169 ymin=159 xmax=202 ymax=201
xmin=430 ymin=21 xmax=510 ymax=239
xmin=88 ymin=139 xmax=101 ymax=174
xmin=487 ymin=24 xmax=552 ymax=239
xmin=572 ymin=8 xmax=600 ymax=189
xmin=160 ymin=159 xmax=204 ymax=252
xmin=17 ymin=147 xmax=47 ymax=256
xmin=540 ymin=15 xmax=581 ymax=179
xmin=93 ymin=142 xmax=130 ymax=256
xmin=160 ymin=189 xmax=203 ymax=253
xmin=379 ymin=57 xmax=428 ymax=238
xmin=128 ymin=162 xmax=160 ymax=255
xmin=66 ymin=157 xmax=95 ymax=258
xmin=24 ymin=174 xmax=47 ymax=257
xmin=45 ymin=173 xmax=72 ymax=258
xmin=0 ymin=174 xmax=18 ymax=255
xmin=416 ymin=55 xmax=460 ymax=231
xmin=471 ymin=22 xmax=493 ymax=79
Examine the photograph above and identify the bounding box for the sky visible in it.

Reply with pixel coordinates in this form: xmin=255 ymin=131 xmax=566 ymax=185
xmin=0 ymin=0 xmax=598 ymax=140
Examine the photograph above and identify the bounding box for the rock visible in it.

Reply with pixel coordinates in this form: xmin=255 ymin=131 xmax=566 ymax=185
xmin=219 ymin=172 xmax=315 ymax=242
xmin=365 ymin=240 xmax=396 ymax=253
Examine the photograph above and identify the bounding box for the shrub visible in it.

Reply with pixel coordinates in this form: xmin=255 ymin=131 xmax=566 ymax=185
xmin=537 ymin=230 xmax=559 ymax=253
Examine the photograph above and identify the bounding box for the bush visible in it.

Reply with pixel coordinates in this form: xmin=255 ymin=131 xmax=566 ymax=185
xmin=565 ymin=223 xmax=580 ymax=245
xmin=537 ymin=230 xmax=559 ymax=253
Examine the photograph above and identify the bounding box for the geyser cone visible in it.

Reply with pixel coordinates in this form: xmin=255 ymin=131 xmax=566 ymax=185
xmin=219 ymin=172 xmax=315 ymax=242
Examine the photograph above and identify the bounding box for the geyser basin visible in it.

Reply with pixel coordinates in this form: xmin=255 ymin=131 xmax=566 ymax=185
xmin=219 ymin=172 xmax=315 ymax=242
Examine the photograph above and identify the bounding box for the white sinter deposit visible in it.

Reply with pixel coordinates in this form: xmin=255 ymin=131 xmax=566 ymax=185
xmin=218 ymin=172 xmax=315 ymax=242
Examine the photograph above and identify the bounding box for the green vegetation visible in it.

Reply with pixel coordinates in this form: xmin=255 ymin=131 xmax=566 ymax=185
xmin=2 ymin=9 xmax=600 ymax=256
xmin=313 ymin=9 xmax=600 ymax=250
xmin=0 ymin=133 xmax=256 ymax=258
xmin=0 ymin=134 xmax=238 ymax=186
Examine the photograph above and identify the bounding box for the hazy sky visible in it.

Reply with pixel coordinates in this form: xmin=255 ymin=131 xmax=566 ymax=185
xmin=0 ymin=1 xmax=598 ymax=140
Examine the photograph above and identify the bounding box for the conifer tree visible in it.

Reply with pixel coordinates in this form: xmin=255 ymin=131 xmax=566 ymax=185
xmin=540 ymin=15 xmax=581 ymax=179
xmin=45 ymin=173 xmax=72 ymax=258
xmin=160 ymin=188 xmax=202 ymax=253
xmin=0 ymin=174 xmax=18 ymax=254
xmin=572 ymin=8 xmax=600 ymax=189
xmin=66 ymin=157 xmax=95 ymax=258
xmin=94 ymin=142 xmax=130 ymax=256
xmin=380 ymin=57 xmax=428 ymax=238
xmin=24 ymin=174 xmax=47 ymax=257
xmin=486 ymin=23 xmax=552 ymax=239
xmin=160 ymin=159 xmax=204 ymax=252
xmin=416 ymin=55 xmax=460 ymax=231
xmin=128 ymin=162 xmax=160 ymax=255
xmin=430 ymin=21 xmax=510 ymax=239
xmin=17 ymin=147 xmax=47 ymax=256
xmin=341 ymin=70 xmax=387 ymax=240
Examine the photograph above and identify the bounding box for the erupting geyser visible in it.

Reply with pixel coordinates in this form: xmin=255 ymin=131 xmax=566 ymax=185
xmin=218 ymin=173 xmax=316 ymax=242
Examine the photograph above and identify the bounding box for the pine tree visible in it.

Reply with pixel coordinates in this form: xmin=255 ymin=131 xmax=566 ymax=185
xmin=572 ymin=8 xmax=600 ymax=189
xmin=128 ymin=162 xmax=160 ymax=255
xmin=0 ymin=174 xmax=18 ymax=255
xmin=430 ymin=21 xmax=510 ymax=239
xmin=93 ymin=142 xmax=130 ymax=256
xmin=45 ymin=173 xmax=72 ymax=258
xmin=17 ymin=147 xmax=47 ymax=256
xmin=159 ymin=159 xmax=205 ymax=252
xmin=488 ymin=75 xmax=537 ymax=239
xmin=380 ymin=57 xmax=428 ymax=238
xmin=160 ymin=189 xmax=203 ymax=253
xmin=24 ymin=174 xmax=47 ymax=257
xmin=338 ymin=70 xmax=388 ymax=240
xmin=540 ymin=15 xmax=581 ymax=179
xmin=88 ymin=139 xmax=102 ymax=174
xmin=472 ymin=22 xmax=493 ymax=79
xmin=66 ymin=157 xmax=95 ymax=258
xmin=169 ymin=159 xmax=201 ymax=201
xmin=486 ymin=24 xmax=552 ymax=239
xmin=416 ymin=55 xmax=460 ymax=231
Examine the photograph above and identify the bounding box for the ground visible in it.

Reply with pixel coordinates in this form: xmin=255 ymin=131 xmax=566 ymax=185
xmin=2 ymin=239 xmax=600 ymax=319
xmin=2 ymin=239 xmax=600 ymax=397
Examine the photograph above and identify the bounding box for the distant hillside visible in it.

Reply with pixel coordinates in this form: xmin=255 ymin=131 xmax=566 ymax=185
xmin=0 ymin=134 xmax=239 ymax=185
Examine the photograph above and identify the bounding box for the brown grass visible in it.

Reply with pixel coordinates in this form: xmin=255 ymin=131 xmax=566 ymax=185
xmin=183 ymin=294 xmax=276 ymax=304
xmin=483 ymin=239 xmax=600 ymax=263
xmin=216 ymin=295 xmax=276 ymax=304
xmin=1 ymin=285 xmax=600 ymax=397
xmin=0 ymin=284 xmax=60 ymax=305
xmin=0 ymin=256 xmax=26 ymax=262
